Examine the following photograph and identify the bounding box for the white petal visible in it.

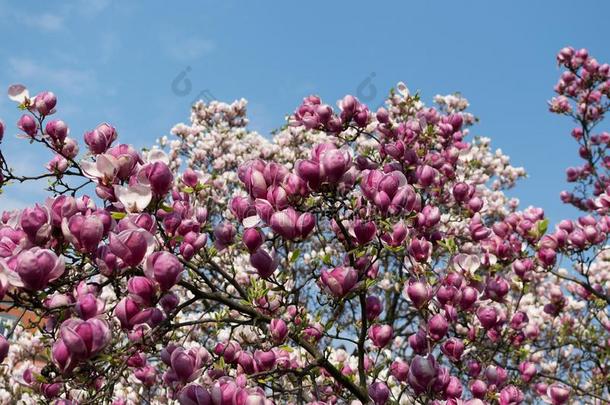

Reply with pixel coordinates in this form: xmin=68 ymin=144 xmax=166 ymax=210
xmin=8 ymin=84 xmax=29 ymax=103
xmin=242 ymin=215 xmax=261 ymax=228
xmin=145 ymin=149 xmax=169 ymax=165
xmin=114 ymin=184 xmax=152 ymax=213
xmin=80 ymin=160 xmax=103 ymax=180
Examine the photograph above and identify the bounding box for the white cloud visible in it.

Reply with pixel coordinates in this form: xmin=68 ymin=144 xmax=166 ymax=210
xmin=22 ymin=12 xmax=64 ymax=32
xmin=162 ymin=36 xmax=216 ymax=61
xmin=7 ymin=57 xmax=97 ymax=95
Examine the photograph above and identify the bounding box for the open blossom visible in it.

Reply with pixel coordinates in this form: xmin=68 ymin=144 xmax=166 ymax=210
xmin=0 ymin=247 xmax=64 ymax=290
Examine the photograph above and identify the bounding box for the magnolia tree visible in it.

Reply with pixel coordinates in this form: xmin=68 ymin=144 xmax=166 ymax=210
xmin=0 ymin=47 xmax=607 ymax=405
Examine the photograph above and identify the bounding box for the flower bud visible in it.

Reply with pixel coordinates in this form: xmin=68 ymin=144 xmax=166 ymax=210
xmin=141 ymin=162 xmax=173 ymax=196
xmin=144 ymin=251 xmax=184 ymax=291
xmin=404 ymin=280 xmax=431 ymax=308
xmin=128 ymin=276 xmax=157 ymax=306
xmin=11 ymin=248 xmax=65 ymax=290
xmin=354 ymin=220 xmax=377 ymax=245
xmin=390 ymin=359 xmax=409 ymax=382
xmin=445 ymin=376 xmax=463 ymax=399
xmin=179 ymin=384 xmax=212 ymax=405
xmin=476 ymin=306 xmax=498 ymax=329
xmin=417 ymin=165 xmax=435 ymax=187
xmin=518 ymin=361 xmax=536 ymax=382
xmin=45 ymin=120 xmax=68 ymax=143
xmin=242 ymin=228 xmax=264 ymax=253
xmin=214 ymin=222 xmax=236 ymax=250
xmin=319 ymin=266 xmax=358 ymax=298
xmin=249 ymin=248 xmax=278 ymax=279
xmin=470 ymin=379 xmax=487 ymax=398
xmin=20 ymin=204 xmax=49 ymax=241
xmin=369 ymin=382 xmax=390 ymax=405
xmin=320 ymin=148 xmax=351 ymax=183
xmin=109 ymin=229 xmax=155 ymax=267
xmin=368 ymin=324 xmax=393 ymax=348
xmin=75 ymin=293 xmax=103 ymax=320
xmin=60 ymin=318 xmax=111 ymax=359
xmin=365 ymin=295 xmax=383 ymax=320
xmin=33 ymin=91 xmax=57 ymax=115
xmin=548 ymin=384 xmax=570 ymax=405
xmin=160 ymin=292 xmax=179 ymax=314
xmin=17 ymin=114 xmax=38 ymax=137
xmin=0 ymin=335 xmax=8 ymax=363
xmin=408 ymin=237 xmax=432 ymax=262
xmin=408 ymin=355 xmax=438 ymax=394
xmin=254 ymin=350 xmax=276 ymax=372
xmin=499 ymin=386 xmax=524 ymax=405
xmin=269 ymin=318 xmax=288 ymax=343
xmin=428 ymin=314 xmax=448 ymax=340
xmin=408 ymin=329 xmax=428 ymax=354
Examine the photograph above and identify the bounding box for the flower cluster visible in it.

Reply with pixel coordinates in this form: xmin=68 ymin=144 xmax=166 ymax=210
xmin=0 ymin=47 xmax=606 ymax=405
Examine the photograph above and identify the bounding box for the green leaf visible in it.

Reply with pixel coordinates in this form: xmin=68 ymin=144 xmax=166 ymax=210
xmin=537 ymin=219 xmax=549 ymax=236
xmin=322 ymin=253 xmax=332 ymax=266
xmin=290 ymin=249 xmax=301 ymax=263
xmin=110 ymin=211 xmax=127 ymax=220
xmin=160 ymin=204 xmax=173 ymax=213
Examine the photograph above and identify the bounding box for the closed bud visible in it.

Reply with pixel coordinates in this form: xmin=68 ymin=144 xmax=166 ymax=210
xmin=428 ymin=314 xmax=448 ymax=341
xmin=319 ymin=266 xmax=358 ymax=298
xmin=548 ymin=383 xmax=570 ymax=405
xmin=404 ymin=280 xmax=431 ymax=308
xmin=250 ymin=248 xmax=278 ymax=279
xmin=0 ymin=335 xmax=8 ymax=363
xmin=476 ymin=306 xmax=498 ymax=329
xmin=17 ymin=114 xmax=38 ymax=136
xmin=179 ymin=384 xmax=212 ymax=405
xmin=243 ymin=228 xmax=264 ymax=253
xmin=368 ymin=324 xmax=393 ymax=348
xmin=269 ymin=318 xmax=288 ymax=343
xmin=33 ymin=91 xmax=57 ymax=115
xmin=390 ymin=359 xmax=409 ymax=381
xmin=45 ymin=120 xmax=68 ymax=143
xmin=144 ymin=252 xmax=184 ymax=291
xmin=369 ymin=382 xmax=390 ymax=405
xmin=365 ymin=295 xmax=383 ymax=320
xmin=408 ymin=355 xmax=438 ymax=394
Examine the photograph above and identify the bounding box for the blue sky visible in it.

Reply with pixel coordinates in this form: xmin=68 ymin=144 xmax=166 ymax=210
xmin=0 ymin=1 xmax=609 ymax=224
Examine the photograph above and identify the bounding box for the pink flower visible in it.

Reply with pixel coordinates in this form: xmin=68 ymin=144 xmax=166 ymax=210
xmin=249 ymin=248 xmax=279 ymax=279
xmin=179 ymin=385 xmax=212 ymax=405
xmin=369 ymin=382 xmax=390 ymax=405
xmin=0 ymin=335 xmax=9 ymax=363
xmin=60 ymin=318 xmax=111 ymax=360
xmin=269 ymin=319 xmax=288 ymax=343
xmin=368 ymin=324 xmax=393 ymax=348
xmin=320 ymin=266 xmax=358 ymax=298
xmin=408 ymin=355 xmax=438 ymax=394
xmin=84 ymin=123 xmax=117 ymax=154
xmin=33 ymin=91 xmax=57 ymax=115
xmin=547 ymin=384 xmax=570 ymax=405
xmin=144 ymin=251 xmax=184 ymax=290
xmin=168 ymin=346 xmax=209 ymax=383
xmin=1 ymin=247 xmax=65 ymax=290
xmin=62 ymin=213 xmax=106 ymax=253
xmin=108 ymin=229 xmax=156 ymax=267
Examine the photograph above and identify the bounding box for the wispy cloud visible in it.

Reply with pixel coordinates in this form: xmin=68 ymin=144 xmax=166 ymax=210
xmin=161 ymin=35 xmax=216 ymax=61
xmin=0 ymin=0 xmax=111 ymax=33
xmin=22 ymin=12 xmax=64 ymax=32
xmin=7 ymin=57 xmax=97 ymax=95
